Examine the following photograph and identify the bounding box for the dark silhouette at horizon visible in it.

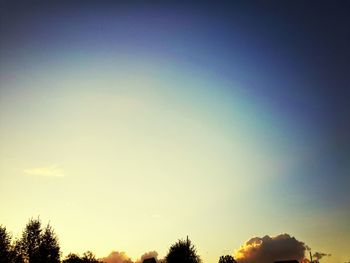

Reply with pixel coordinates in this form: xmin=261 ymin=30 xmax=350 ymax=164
xmin=143 ymin=258 xmax=157 ymax=263
xmin=1 ymin=218 xmax=330 ymax=263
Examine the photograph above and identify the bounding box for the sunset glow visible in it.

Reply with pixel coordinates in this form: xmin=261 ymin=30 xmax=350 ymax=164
xmin=0 ymin=1 xmax=349 ymax=263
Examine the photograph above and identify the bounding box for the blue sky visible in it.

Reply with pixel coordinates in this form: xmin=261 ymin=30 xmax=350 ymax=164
xmin=0 ymin=1 xmax=349 ymax=262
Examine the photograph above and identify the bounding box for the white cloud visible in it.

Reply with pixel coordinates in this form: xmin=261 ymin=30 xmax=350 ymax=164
xmin=23 ymin=165 xmax=64 ymax=177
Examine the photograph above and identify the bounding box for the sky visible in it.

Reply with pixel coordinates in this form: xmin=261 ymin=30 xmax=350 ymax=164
xmin=0 ymin=1 xmax=349 ymax=263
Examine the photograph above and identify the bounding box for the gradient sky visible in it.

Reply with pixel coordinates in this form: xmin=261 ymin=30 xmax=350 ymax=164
xmin=0 ymin=1 xmax=349 ymax=263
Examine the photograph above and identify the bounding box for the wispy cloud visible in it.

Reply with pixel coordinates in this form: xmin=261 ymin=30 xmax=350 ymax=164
xmin=23 ymin=165 xmax=64 ymax=177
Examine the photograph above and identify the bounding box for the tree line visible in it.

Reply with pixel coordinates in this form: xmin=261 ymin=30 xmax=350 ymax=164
xmin=0 ymin=218 xmax=237 ymax=263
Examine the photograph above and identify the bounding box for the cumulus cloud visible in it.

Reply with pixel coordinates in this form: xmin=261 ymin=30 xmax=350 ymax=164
xmin=23 ymin=165 xmax=64 ymax=177
xmin=234 ymin=234 xmax=307 ymax=263
xmin=100 ymin=251 xmax=133 ymax=263
xmin=100 ymin=251 xmax=161 ymax=263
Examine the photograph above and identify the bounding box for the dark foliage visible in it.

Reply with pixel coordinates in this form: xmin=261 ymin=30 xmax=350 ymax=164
xmin=16 ymin=218 xmax=60 ymax=263
xmin=165 ymin=237 xmax=200 ymax=263
xmin=62 ymin=253 xmax=82 ymax=263
xmin=218 ymin=255 xmax=237 ymax=263
xmin=38 ymin=224 xmax=61 ymax=262
xmin=63 ymin=251 xmax=101 ymax=263
xmin=143 ymin=258 xmax=157 ymax=263
xmin=0 ymin=226 xmax=13 ymax=263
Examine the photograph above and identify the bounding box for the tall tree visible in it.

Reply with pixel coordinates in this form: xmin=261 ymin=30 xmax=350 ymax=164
xmin=165 ymin=237 xmax=200 ymax=263
xmin=38 ymin=224 xmax=60 ymax=263
xmin=19 ymin=218 xmax=42 ymax=262
xmin=0 ymin=225 xmax=13 ymax=263
xmin=12 ymin=240 xmax=24 ymax=263
xmin=18 ymin=218 xmax=60 ymax=263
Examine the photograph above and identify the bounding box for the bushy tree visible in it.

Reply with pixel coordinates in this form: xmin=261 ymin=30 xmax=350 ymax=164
xmin=19 ymin=218 xmax=42 ymax=262
xmin=38 ymin=224 xmax=60 ymax=262
xmin=165 ymin=237 xmax=200 ymax=263
xmin=83 ymin=251 xmax=100 ymax=263
xmin=0 ymin=225 xmax=24 ymax=263
xmin=0 ymin=225 xmax=13 ymax=263
xmin=63 ymin=253 xmax=82 ymax=263
xmin=218 ymin=255 xmax=237 ymax=263
xmin=18 ymin=218 xmax=60 ymax=263
xmin=63 ymin=251 xmax=100 ymax=263
xmin=11 ymin=240 xmax=24 ymax=263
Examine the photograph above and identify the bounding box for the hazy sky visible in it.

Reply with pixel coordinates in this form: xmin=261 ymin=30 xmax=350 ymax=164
xmin=0 ymin=1 xmax=349 ymax=263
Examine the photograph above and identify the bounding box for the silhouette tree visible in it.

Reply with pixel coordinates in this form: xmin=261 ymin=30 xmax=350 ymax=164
xmin=0 ymin=225 xmax=13 ymax=263
xmin=82 ymin=251 xmax=100 ymax=263
xmin=143 ymin=258 xmax=157 ymax=263
xmin=38 ymin=224 xmax=60 ymax=262
xmin=18 ymin=218 xmax=42 ymax=262
xmin=18 ymin=218 xmax=60 ymax=263
xmin=62 ymin=253 xmax=83 ymax=263
xmin=165 ymin=237 xmax=200 ymax=263
xmin=63 ymin=251 xmax=100 ymax=263
xmin=12 ymin=240 xmax=24 ymax=263
xmin=218 ymin=255 xmax=237 ymax=263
